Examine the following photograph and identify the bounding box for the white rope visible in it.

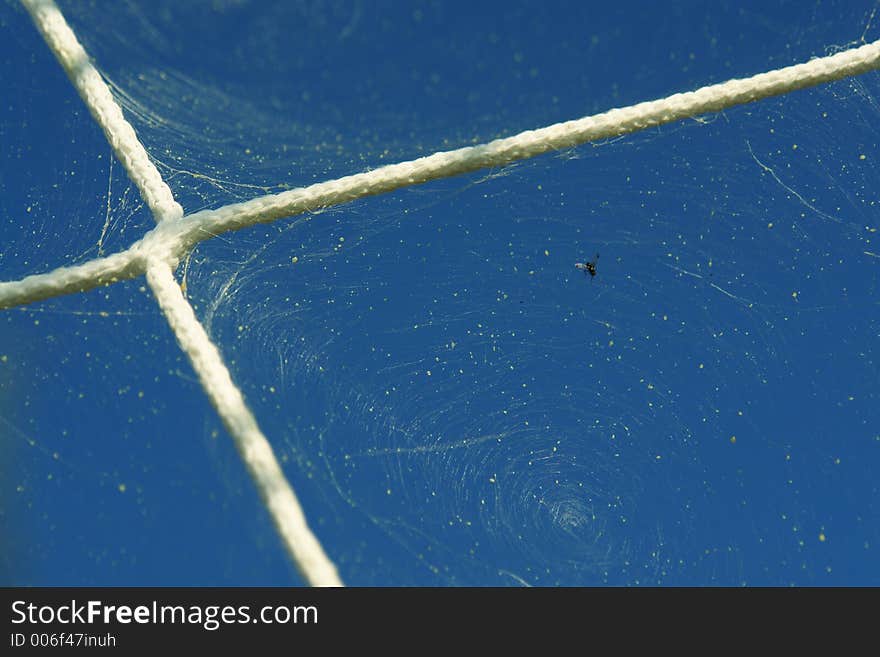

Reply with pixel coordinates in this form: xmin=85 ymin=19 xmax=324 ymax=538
xmin=21 ymin=0 xmax=183 ymax=223
xmin=4 ymin=38 xmax=880 ymax=309
xmin=0 ymin=249 xmax=139 ymax=309
xmin=155 ymin=37 xmax=880 ymax=255
xmin=145 ymin=259 xmax=343 ymax=587
xmin=16 ymin=0 xmax=341 ymax=588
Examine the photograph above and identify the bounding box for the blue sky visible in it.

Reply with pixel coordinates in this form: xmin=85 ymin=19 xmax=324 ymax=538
xmin=1 ymin=0 xmax=878 ymax=586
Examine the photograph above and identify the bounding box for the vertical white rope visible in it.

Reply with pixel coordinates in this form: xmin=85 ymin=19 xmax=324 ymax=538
xmin=20 ymin=0 xmax=183 ymax=223
xmin=19 ymin=0 xmax=341 ymax=586
xmin=145 ymin=259 xmax=343 ymax=587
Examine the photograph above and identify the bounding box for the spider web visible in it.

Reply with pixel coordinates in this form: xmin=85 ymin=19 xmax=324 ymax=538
xmin=2 ymin=0 xmax=879 ymax=585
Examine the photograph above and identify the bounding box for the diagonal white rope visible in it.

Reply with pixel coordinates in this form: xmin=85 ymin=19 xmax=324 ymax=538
xmin=146 ymin=260 xmax=342 ymax=587
xmin=21 ymin=0 xmax=183 ymax=223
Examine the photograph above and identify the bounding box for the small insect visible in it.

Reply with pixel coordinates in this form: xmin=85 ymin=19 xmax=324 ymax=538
xmin=575 ymin=253 xmax=599 ymax=279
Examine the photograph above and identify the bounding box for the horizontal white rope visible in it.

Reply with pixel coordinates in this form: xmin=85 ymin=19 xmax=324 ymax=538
xmin=145 ymin=259 xmax=343 ymax=587
xmin=156 ymin=37 xmax=880 ymax=255
xmin=5 ymin=36 xmax=879 ymax=310
xmin=21 ymin=0 xmax=183 ymax=223
xmin=0 ymin=249 xmax=140 ymax=309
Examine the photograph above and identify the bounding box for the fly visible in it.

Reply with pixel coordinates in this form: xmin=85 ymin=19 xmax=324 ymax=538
xmin=575 ymin=253 xmax=599 ymax=279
